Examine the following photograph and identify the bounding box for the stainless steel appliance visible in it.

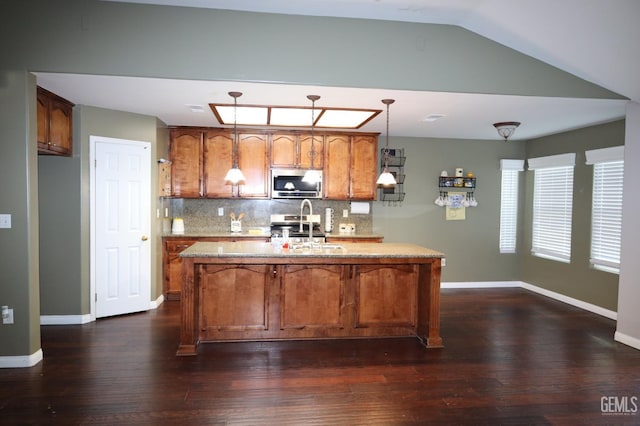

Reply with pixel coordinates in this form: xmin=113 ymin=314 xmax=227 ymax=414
xmin=271 ymin=168 xmax=322 ymax=199
xmin=270 ymin=214 xmax=325 ymax=243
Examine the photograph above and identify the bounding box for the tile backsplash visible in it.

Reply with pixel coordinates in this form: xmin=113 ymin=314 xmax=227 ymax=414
xmin=166 ymin=198 xmax=373 ymax=235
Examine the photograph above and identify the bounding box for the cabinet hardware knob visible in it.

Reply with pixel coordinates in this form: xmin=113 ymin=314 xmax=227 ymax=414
xmin=141 ymin=235 xmax=149 ymax=241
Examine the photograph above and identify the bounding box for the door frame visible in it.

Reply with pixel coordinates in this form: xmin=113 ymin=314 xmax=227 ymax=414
xmin=89 ymin=135 xmax=152 ymax=321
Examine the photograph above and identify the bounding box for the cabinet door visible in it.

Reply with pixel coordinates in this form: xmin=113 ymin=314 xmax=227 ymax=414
xmin=299 ymin=134 xmax=324 ymax=169
xmin=200 ymin=264 xmax=270 ymax=331
xmin=271 ymin=133 xmax=297 ymax=168
xmin=281 ymin=265 xmax=345 ymax=329
xmin=203 ymin=130 xmax=234 ymax=197
xmin=323 ymin=134 xmax=351 ymax=199
xmin=170 ymin=129 xmax=203 ymax=198
xmin=350 ymin=135 xmax=378 ymax=200
xmin=36 ymin=90 xmax=50 ymax=149
xmin=355 ymin=264 xmax=417 ymax=328
xmin=163 ymin=239 xmax=195 ymax=300
xmin=237 ymin=133 xmax=269 ymax=198
xmin=48 ymin=98 xmax=73 ymax=154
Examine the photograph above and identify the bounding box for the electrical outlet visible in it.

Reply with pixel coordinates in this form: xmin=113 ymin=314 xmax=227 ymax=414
xmin=218 ymin=207 xmax=224 ymax=216
xmin=441 ymin=258 xmax=446 ymax=267
xmin=342 ymin=209 xmax=348 ymax=218
xmin=2 ymin=306 xmax=13 ymax=324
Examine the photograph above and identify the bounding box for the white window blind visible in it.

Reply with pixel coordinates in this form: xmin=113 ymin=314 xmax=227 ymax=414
xmin=586 ymin=146 xmax=624 ymax=274
xmin=499 ymin=159 xmax=524 ymax=253
xmin=528 ymin=153 xmax=576 ymax=263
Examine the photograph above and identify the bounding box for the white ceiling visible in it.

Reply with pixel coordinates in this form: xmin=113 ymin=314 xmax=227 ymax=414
xmin=38 ymin=0 xmax=640 ymax=141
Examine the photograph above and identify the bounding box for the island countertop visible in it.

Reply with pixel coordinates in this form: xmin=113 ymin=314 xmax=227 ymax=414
xmin=180 ymin=241 xmax=445 ymax=259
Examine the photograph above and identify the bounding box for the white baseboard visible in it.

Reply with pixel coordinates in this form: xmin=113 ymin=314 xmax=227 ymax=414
xmin=40 ymin=314 xmax=92 ymax=325
xmin=41 ymin=295 xmax=165 ymax=325
xmin=150 ymin=294 xmax=164 ymax=309
xmin=520 ymin=282 xmax=617 ymax=320
xmin=442 ymin=280 xmax=618 ymax=320
xmin=614 ymin=331 xmax=640 ymax=350
xmin=0 ymin=349 xmax=43 ymax=368
xmin=442 ymin=281 xmax=520 ymax=289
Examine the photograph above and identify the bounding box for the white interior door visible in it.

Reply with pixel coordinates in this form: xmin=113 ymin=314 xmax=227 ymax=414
xmin=92 ymin=137 xmax=151 ymax=318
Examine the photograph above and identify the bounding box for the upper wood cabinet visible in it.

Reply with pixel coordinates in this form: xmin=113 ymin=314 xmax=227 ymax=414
xmin=203 ymin=130 xmax=234 ymax=198
xmin=237 ymin=133 xmax=269 ymax=198
xmin=350 ymin=134 xmax=378 ymax=200
xmin=170 ymin=127 xmax=376 ymax=200
xmin=169 ymin=128 xmax=203 ymax=198
xmin=271 ymin=132 xmax=324 ymax=169
xmin=324 ymin=133 xmax=377 ymax=200
xmin=169 ymin=128 xmax=269 ymax=199
xmin=37 ymin=86 xmax=74 ymax=156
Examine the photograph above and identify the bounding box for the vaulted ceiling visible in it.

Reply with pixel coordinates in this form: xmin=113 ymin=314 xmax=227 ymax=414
xmin=37 ymin=0 xmax=640 ymax=140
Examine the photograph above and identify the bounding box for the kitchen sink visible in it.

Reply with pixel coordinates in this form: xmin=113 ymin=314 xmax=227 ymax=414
xmin=288 ymin=242 xmax=345 ymax=252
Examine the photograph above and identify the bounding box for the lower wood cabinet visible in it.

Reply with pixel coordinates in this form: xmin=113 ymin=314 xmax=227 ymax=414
xmin=194 ymin=262 xmax=418 ymax=342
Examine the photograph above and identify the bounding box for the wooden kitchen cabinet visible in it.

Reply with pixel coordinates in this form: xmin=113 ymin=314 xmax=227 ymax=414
xmin=164 ymin=238 xmax=195 ymax=300
xmin=200 ymin=264 xmax=271 ymax=332
xmin=170 ymin=128 xmax=203 ymax=198
xmin=350 ymin=135 xmax=378 ymax=200
xmin=355 ymin=264 xmax=418 ymax=328
xmin=237 ymin=133 xmax=269 ymax=198
xmin=280 ymin=264 xmax=345 ymax=329
xmin=169 ymin=128 xmax=268 ymax=199
xmin=203 ymin=130 xmax=234 ymax=197
xmin=324 ymin=133 xmax=378 ymax=200
xmin=37 ymin=86 xmax=74 ymax=156
xmin=271 ymin=132 xmax=324 ymax=169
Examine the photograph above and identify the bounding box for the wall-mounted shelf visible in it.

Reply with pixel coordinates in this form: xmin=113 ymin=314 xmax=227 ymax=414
xmin=438 ymin=176 xmax=476 ymax=190
xmin=436 ymin=175 xmax=477 ymax=208
xmin=379 ymin=148 xmax=405 ymax=205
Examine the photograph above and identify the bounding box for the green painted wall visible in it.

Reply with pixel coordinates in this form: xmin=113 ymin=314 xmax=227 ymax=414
xmin=522 ymin=120 xmax=625 ymax=311
xmin=39 ymin=105 xmax=167 ymax=316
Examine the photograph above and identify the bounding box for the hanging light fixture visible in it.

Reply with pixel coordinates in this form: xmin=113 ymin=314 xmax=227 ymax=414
xmin=376 ymin=99 xmax=397 ymax=186
xmin=224 ymin=91 xmax=246 ymax=185
xmin=302 ymin=94 xmax=322 ymax=184
xmin=493 ymin=121 xmax=521 ymax=142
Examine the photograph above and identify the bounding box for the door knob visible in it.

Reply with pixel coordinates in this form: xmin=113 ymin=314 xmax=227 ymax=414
xmin=141 ymin=235 xmax=148 ymax=241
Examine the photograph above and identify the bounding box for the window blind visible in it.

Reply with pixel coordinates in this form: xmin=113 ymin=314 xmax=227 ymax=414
xmin=499 ymin=159 xmax=524 ymax=254
xmin=587 ymin=146 xmax=624 ymax=273
xmin=529 ymin=154 xmax=575 ymax=263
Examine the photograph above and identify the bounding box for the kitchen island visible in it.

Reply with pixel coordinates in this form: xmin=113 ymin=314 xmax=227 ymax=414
xmin=176 ymin=241 xmax=444 ymax=355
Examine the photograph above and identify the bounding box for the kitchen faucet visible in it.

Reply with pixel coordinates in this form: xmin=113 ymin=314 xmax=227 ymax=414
xmin=300 ymin=198 xmax=313 ymax=240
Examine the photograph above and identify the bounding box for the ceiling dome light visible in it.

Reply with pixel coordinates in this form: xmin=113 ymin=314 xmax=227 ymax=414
xmin=493 ymin=121 xmax=521 ymax=142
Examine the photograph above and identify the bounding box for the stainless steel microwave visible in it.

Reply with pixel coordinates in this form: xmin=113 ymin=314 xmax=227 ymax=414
xmin=271 ymin=168 xmax=323 ymax=199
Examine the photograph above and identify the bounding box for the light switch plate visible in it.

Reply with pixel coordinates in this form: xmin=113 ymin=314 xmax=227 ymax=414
xmin=0 ymin=214 xmax=11 ymax=229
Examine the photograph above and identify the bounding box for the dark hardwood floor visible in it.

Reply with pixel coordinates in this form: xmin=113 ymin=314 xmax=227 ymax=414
xmin=1 ymin=288 xmax=639 ymax=425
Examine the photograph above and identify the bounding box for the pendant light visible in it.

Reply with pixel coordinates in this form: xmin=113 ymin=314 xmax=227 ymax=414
xmin=224 ymin=91 xmax=246 ymax=185
xmin=376 ymin=99 xmax=397 ymax=186
xmin=493 ymin=121 xmax=521 ymax=142
xmin=302 ymin=94 xmax=322 ymax=184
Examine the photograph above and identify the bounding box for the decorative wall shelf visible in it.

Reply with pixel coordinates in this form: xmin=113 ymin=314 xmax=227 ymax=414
xmin=436 ymin=175 xmax=477 ymax=208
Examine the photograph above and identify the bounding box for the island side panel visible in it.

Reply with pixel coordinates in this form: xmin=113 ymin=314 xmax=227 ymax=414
xmin=177 ymin=257 xmax=198 ymax=355
xmin=417 ymin=259 xmax=443 ymax=347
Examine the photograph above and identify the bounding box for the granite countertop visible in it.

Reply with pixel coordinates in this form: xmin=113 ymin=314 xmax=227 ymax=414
xmin=164 ymin=232 xmax=385 ymax=239
xmin=180 ymin=241 xmax=444 ymax=258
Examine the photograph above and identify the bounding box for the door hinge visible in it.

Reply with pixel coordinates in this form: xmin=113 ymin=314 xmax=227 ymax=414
xmin=95 ymin=293 xmax=98 ymax=302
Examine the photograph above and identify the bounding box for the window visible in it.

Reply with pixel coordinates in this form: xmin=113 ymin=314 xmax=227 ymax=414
xmin=528 ymin=153 xmax=576 ymax=263
xmin=499 ymin=159 xmax=524 ymax=253
xmin=586 ymin=146 xmax=624 ymax=274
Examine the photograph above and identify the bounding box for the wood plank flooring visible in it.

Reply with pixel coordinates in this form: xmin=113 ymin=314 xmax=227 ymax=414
xmin=1 ymin=288 xmax=639 ymax=425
